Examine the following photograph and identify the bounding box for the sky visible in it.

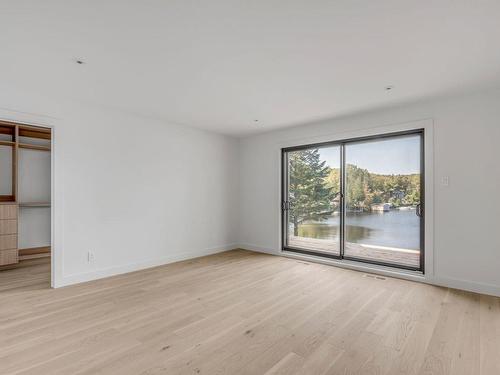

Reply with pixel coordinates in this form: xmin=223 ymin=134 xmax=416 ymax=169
xmin=319 ymin=135 xmax=421 ymax=175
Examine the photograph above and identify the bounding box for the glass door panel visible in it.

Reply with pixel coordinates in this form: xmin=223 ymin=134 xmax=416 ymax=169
xmin=284 ymin=145 xmax=341 ymax=256
xmin=344 ymin=134 xmax=422 ymax=269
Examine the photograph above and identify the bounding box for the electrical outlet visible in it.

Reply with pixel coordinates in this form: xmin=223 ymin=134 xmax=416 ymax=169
xmin=87 ymin=250 xmax=95 ymax=263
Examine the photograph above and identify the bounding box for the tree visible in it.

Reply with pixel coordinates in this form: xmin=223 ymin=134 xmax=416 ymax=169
xmin=289 ymin=149 xmax=333 ymax=236
xmin=345 ymin=164 xmax=368 ymax=211
xmin=325 ymin=168 xmax=340 ymax=193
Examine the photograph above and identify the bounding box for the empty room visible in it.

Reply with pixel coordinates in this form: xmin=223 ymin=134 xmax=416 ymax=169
xmin=1 ymin=1 xmax=499 ymax=374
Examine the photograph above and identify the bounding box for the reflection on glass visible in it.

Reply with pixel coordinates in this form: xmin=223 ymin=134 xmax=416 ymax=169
xmin=287 ymin=146 xmax=341 ymax=255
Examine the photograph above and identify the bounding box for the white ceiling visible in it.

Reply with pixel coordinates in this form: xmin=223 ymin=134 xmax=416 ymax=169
xmin=2 ymin=1 xmax=500 ymax=136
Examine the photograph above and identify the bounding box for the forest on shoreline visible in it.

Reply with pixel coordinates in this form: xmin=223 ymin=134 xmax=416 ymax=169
xmin=288 ymin=149 xmax=420 ymax=234
xmin=326 ymin=165 xmax=420 ymax=211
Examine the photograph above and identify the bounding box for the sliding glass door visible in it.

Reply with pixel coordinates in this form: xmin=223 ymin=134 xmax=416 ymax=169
xmin=282 ymin=130 xmax=424 ymax=271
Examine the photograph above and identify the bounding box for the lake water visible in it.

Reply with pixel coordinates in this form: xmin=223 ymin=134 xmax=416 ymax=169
xmin=298 ymin=209 xmax=420 ymax=250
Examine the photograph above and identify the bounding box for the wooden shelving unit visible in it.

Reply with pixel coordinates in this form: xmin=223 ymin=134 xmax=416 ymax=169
xmin=0 ymin=121 xmax=51 ymax=266
xmin=18 ymin=246 xmax=51 ymax=260
xmin=18 ymin=143 xmax=51 ymax=152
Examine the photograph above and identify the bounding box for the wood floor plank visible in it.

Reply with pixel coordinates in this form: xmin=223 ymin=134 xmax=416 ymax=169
xmin=479 ymin=295 xmax=500 ymax=375
xmin=0 ymin=250 xmax=499 ymax=375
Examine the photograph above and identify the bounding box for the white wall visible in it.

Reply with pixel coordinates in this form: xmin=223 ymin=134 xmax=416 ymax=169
xmin=18 ymin=207 xmax=51 ymax=249
xmin=18 ymin=148 xmax=51 ymax=202
xmin=18 ymin=148 xmax=51 ymax=249
xmin=238 ymin=88 xmax=500 ymax=297
xmin=0 ymin=84 xmax=239 ymax=287
xmin=0 ymin=145 xmax=12 ymax=195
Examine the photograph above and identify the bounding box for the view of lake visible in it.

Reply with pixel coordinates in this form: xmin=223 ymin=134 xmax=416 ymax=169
xmin=297 ymin=209 xmax=420 ymax=250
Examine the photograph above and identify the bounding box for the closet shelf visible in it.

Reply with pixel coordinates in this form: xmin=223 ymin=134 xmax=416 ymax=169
xmin=19 ymin=202 xmax=51 ymax=208
xmin=18 ymin=143 xmax=51 ymax=151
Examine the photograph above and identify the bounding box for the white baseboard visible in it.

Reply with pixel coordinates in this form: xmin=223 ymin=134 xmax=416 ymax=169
xmin=54 ymin=243 xmax=238 ymax=288
xmin=237 ymin=244 xmax=500 ymax=298
xmin=430 ymin=276 xmax=500 ymax=298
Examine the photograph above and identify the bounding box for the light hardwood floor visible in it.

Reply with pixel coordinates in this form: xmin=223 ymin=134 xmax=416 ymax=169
xmin=0 ymin=250 xmax=499 ymax=375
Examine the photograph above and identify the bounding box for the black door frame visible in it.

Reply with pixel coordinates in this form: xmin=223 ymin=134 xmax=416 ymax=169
xmin=281 ymin=129 xmax=425 ymax=273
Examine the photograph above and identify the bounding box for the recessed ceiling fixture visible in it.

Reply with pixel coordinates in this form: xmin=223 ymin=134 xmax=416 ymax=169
xmin=385 ymin=85 xmax=394 ymax=91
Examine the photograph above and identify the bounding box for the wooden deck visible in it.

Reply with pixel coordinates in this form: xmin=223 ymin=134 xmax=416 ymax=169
xmin=288 ymin=236 xmax=420 ymax=268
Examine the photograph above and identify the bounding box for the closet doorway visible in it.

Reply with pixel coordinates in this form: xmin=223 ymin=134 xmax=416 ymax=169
xmin=0 ymin=121 xmax=52 ymax=288
xmin=282 ymin=130 xmax=424 ymax=272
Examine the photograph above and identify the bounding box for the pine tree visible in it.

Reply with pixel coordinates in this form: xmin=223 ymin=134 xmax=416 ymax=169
xmin=289 ymin=149 xmax=333 ymax=236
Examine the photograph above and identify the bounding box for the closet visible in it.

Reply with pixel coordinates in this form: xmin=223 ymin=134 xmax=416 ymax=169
xmin=0 ymin=121 xmax=51 ymax=268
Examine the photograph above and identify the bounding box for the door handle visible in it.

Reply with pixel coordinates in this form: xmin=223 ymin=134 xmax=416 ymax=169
xmin=416 ymin=203 xmax=423 ymax=217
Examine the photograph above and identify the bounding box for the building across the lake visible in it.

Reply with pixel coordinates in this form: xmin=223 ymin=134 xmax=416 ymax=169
xmin=371 ymin=203 xmax=391 ymax=212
